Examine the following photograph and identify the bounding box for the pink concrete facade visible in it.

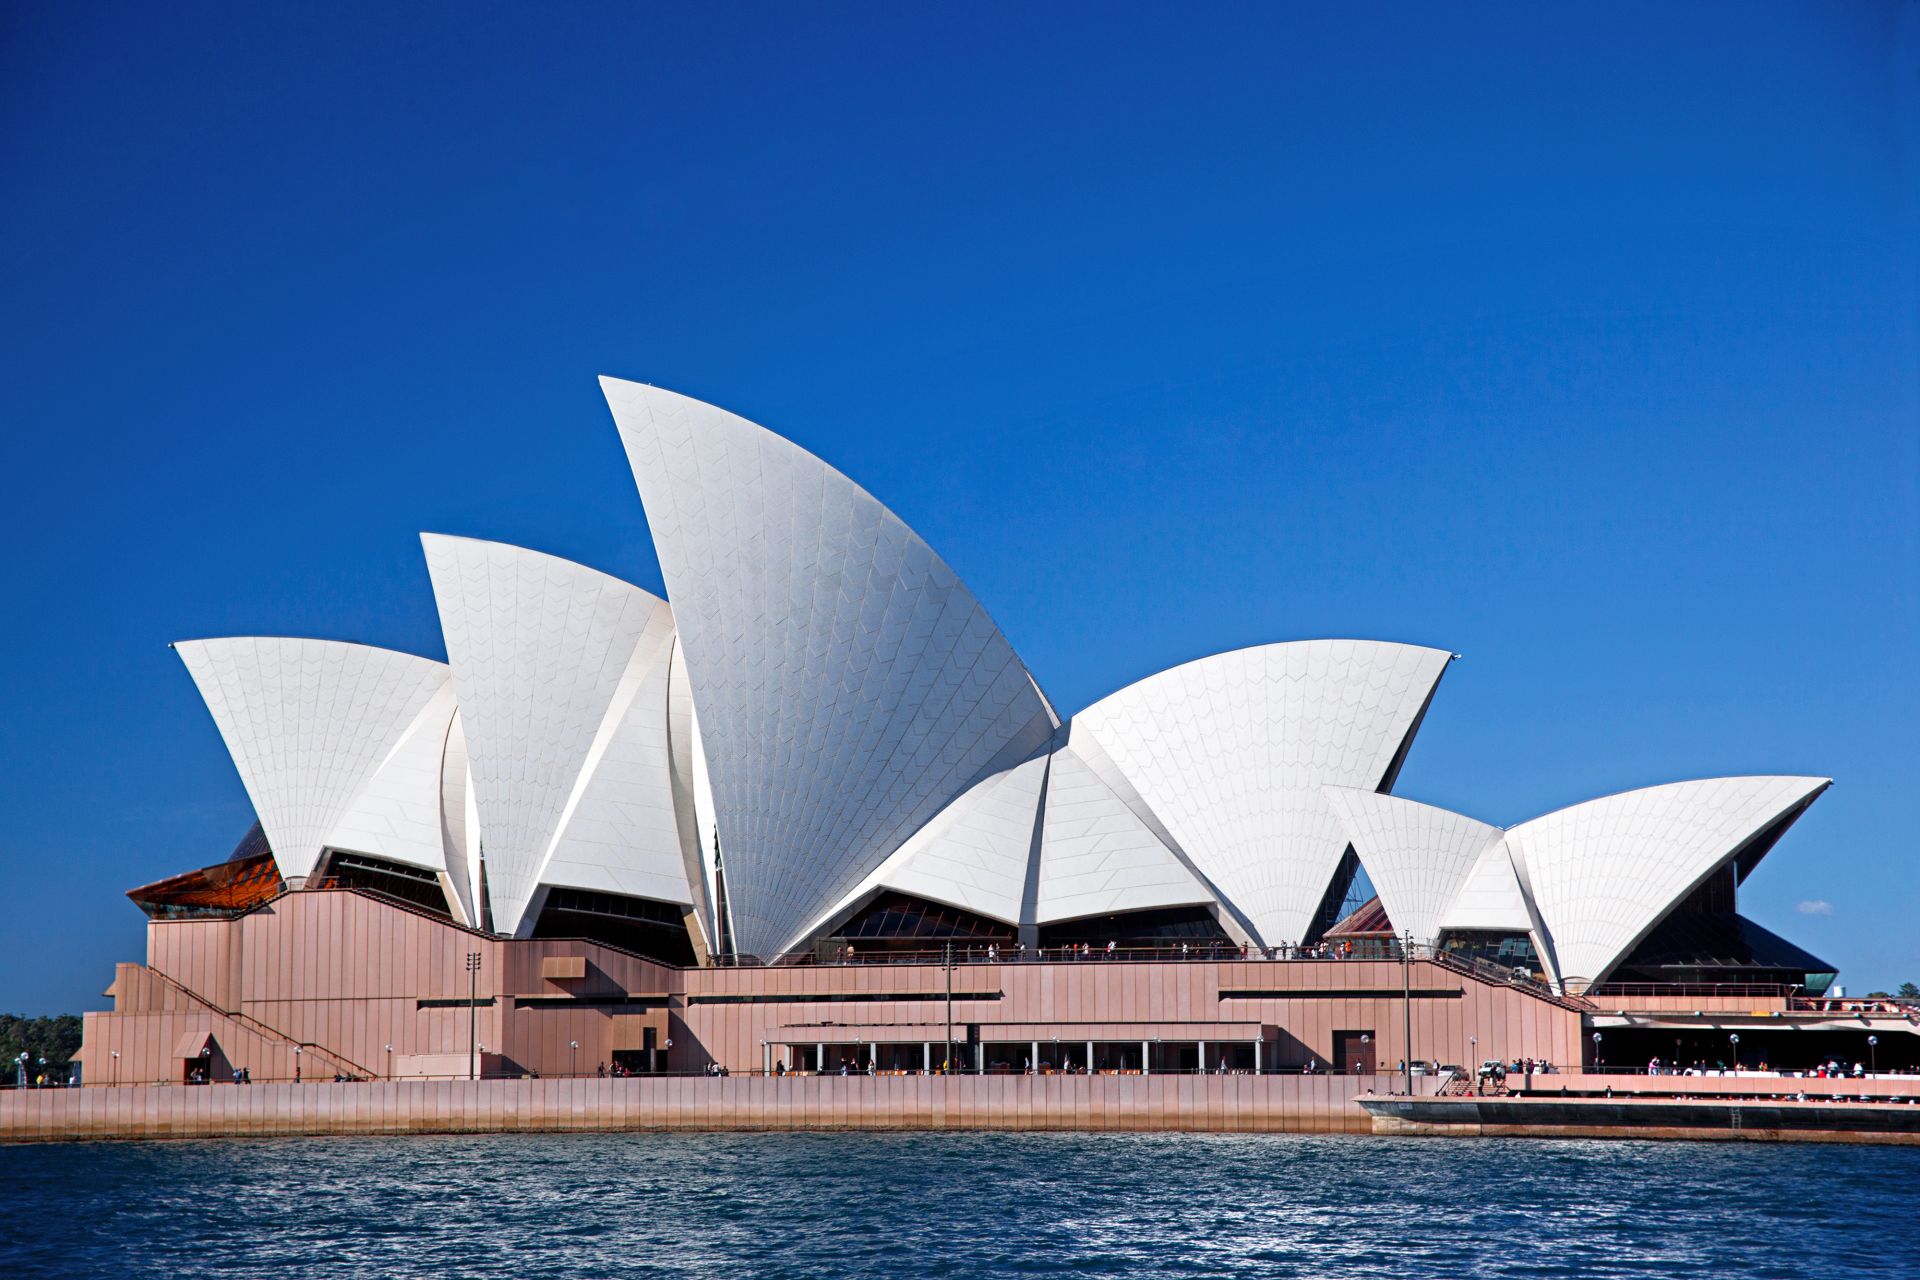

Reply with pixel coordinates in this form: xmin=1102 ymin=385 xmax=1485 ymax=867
xmin=78 ymin=889 xmax=1585 ymax=1103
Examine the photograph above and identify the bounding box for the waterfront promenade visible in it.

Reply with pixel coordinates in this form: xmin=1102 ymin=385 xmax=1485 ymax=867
xmin=0 ymin=1072 xmax=1420 ymax=1143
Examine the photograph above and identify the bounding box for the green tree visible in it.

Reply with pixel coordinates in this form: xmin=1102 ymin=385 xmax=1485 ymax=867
xmin=0 ymin=1014 xmax=83 ymax=1084
xmin=1899 ymin=982 xmax=1919 ymax=1000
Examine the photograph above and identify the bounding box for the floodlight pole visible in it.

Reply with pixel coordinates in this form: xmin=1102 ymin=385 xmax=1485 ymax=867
xmin=466 ymin=951 xmax=482 ymax=1081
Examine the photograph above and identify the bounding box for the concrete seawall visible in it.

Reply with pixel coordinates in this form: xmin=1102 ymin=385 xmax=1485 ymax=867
xmin=0 ymin=1073 xmax=1424 ymax=1143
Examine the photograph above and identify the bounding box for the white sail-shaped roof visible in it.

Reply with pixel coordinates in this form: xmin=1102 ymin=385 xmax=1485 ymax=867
xmin=438 ymin=711 xmax=479 ymax=926
xmin=1036 ymin=742 xmax=1215 ymax=925
xmin=538 ymin=610 xmax=695 ymax=908
xmin=814 ymin=750 xmax=1052 ymax=933
xmin=174 ymin=637 xmax=450 ymax=883
xmin=1441 ymin=838 xmax=1536 ymax=936
xmin=1069 ymin=640 xmax=1451 ymax=946
xmin=422 ymin=534 xmax=677 ymax=936
xmin=603 ymin=378 xmax=1057 ymax=959
xmin=1323 ymin=786 xmax=1507 ymax=946
xmin=326 ymin=681 xmax=459 ymax=875
xmin=1504 ymin=775 xmax=1831 ymax=991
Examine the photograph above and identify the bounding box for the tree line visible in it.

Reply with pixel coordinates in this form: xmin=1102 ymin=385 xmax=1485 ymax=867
xmin=0 ymin=1014 xmax=83 ymax=1081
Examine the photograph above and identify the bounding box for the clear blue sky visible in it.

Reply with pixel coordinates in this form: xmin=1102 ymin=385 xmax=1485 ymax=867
xmin=2 ymin=3 xmax=1914 ymax=1015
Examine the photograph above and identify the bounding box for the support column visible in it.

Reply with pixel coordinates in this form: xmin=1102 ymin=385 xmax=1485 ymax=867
xmin=817 ymin=1042 xmax=825 ymax=1075
xmin=1086 ymin=1040 xmax=1095 ymax=1074
xmin=1031 ymin=1040 xmax=1040 ymax=1074
xmin=1199 ymin=1040 xmax=1207 ymax=1074
xmin=869 ymin=1041 xmax=878 ymax=1072
xmin=923 ymin=1042 xmax=932 ymax=1074
xmin=1142 ymin=1040 xmax=1151 ymax=1075
xmin=1254 ymin=1037 xmax=1263 ymax=1075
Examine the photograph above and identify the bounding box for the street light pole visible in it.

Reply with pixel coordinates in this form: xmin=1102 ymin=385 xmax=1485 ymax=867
xmin=1401 ymin=930 xmax=1413 ymax=1095
xmin=111 ymin=1049 xmax=119 ymax=1088
xmin=570 ymin=1040 xmax=579 ymax=1078
xmin=1869 ymin=1035 xmax=1879 ymax=1076
xmin=1729 ymin=1032 xmax=1741 ymax=1072
xmin=1591 ymin=1030 xmax=1602 ymax=1071
xmin=466 ymin=951 xmax=482 ymax=1082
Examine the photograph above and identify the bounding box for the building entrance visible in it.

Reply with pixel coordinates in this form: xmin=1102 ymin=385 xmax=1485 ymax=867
xmin=1332 ymin=1030 xmax=1376 ymax=1074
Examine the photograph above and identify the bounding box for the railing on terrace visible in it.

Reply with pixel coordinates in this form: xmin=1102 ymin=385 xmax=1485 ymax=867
xmin=1789 ymin=996 xmax=1920 ymax=1019
xmin=1584 ymin=981 xmax=1796 ymax=1001
xmin=1538 ymin=1064 xmax=1920 ymax=1082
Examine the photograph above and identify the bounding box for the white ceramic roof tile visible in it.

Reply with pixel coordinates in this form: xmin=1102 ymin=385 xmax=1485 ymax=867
xmin=174 ymin=637 xmax=450 ymax=883
xmin=663 ymin=637 xmax=714 ymax=952
xmin=1505 ymin=776 xmax=1830 ymax=990
xmin=1037 ymin=741 xmax=1214 ymax=924
xmin=603 ymin=378 xmax=1057 ymax=958
xmin=1442 ymin=837 xmax=1535 ymax=936
xmin=438 ymin=711 xmax=479 ymax=926
xmin=422 ymin=534 xmax=676 ymax=935
xmin=538 ymin=603 xmax=695 ymax=907
xmin=1323 ymin=786 xmax=1512 ymax=944
xmin=1070 ymin=640 xmax=1452 ymax=946
xmin=815 ymin=749 xmax=1051 ymax=932
xmin=326 ymin=682 xmax=459 ymax=875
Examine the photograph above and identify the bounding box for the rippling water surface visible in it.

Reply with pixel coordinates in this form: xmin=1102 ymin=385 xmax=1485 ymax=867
xmin=3 ymin=1132 xmax=1915 ymax=1278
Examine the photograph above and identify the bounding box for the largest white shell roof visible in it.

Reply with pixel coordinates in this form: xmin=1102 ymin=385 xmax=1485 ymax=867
xmin=602 ymin=379 xmax=1058 ymax=960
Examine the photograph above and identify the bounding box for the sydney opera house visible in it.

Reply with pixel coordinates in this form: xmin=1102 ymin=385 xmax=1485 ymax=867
xmin=78 ymin=379 xmax=1903 ymax=1090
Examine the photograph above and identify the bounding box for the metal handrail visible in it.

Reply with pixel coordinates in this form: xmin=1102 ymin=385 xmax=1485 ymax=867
xmin=138 ymin=964 xmax=375 ymax=1080
xmin=1585 ymin=981 xmax=1795 ymax=999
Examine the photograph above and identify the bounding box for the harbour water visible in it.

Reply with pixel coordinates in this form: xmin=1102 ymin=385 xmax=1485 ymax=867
xmin=3 ymin=1131 xmax=1915 ymax=1278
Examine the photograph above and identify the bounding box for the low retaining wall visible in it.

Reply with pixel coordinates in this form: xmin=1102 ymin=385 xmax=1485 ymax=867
xmin=0 ymin=1074 xmax=1425 ymax=1143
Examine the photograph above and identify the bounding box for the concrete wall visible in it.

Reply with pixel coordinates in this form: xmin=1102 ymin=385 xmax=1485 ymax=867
xmin=0 ymin=1073 xmax=1429 ymax=1143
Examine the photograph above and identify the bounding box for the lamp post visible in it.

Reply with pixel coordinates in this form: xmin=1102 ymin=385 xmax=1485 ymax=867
xmin=1360 ymin=1033 xmax=1371 ymax=1077
xmin=293 ymin=1045 xmax=302 ymax=1084
xmin=384 ymin=1044 xmax=393 ymax=1079
xmin=466 ymin=951 xmax=482 ymax=1082
xmin=1401 ymin=930 xmax=1414 ymax=1095
xmin=1729 ymin=1033 xmax=1741 ymax=1072
xmin=14 ymin=1052 xmax=26 ymax=1088
xmin=570 ymin=1040 xmax=579 ymax=1078
xmin=111 ymin=1049 xmax=120 ymax=1088
xmin=1868 ymin=1035 xmax=1879 ymax=1076
xmin=1591 ymin=1030 xmax=1602 ymax=1071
